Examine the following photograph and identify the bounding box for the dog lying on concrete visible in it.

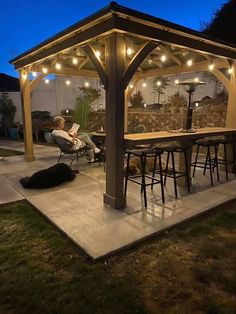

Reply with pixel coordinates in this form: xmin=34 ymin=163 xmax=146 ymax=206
xmin=20 ymin=163 xmax=77 ymax=189
xmin=124 ymin=156 xmax=165 ymax=176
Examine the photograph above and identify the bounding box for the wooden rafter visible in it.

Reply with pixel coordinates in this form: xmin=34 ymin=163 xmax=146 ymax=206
xmin=123 ymin=41 xmax=158 ymax=89
xmin=135 ymin=59 xmax=229 ymax=79
xmin=82 ymin=44 xmax=107 ymax=89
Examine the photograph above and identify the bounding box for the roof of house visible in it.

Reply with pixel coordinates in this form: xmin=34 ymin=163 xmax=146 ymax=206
xmin=0 ymin=73 xmax=20 ymax=92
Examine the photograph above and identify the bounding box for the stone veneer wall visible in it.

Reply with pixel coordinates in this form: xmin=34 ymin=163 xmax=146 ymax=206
xmin=87 ymin=100 xmax=227 ymax=132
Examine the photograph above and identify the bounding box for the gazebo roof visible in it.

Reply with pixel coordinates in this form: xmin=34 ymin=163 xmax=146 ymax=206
xmin=10 ymin=1 xmax=236 ymax=79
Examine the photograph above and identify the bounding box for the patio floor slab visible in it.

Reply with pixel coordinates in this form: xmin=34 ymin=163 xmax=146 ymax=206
xmin=1 ymin=140 xmax=236 ymax=260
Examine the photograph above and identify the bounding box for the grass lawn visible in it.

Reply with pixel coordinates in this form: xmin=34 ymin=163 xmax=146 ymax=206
xmin=0 ymin=200 xmax=235 ymax=314
xmin=0 ymin=148 xmax=24 ymax=157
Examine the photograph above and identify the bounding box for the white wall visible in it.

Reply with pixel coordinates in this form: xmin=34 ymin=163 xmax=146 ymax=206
xmin=1 ymin=72 xmax=223 ymax=124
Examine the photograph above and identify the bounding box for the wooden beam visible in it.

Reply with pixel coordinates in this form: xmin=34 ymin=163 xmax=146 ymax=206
xmin=82 ymin=44 xmax=107 ymax=89
xmin=29 ymin=73 xmax=46 ymax=93
xmin=19 ymin=70 xmax=35 ymax=161
xmin=159 ymin=44 xmax=182 ymax=65
xmin=123 ymin=41 xmax=158 ymax=89
xmin=212 ymin=68 xmax=229 ymax=91
xmin=13 ymin=17 xmax=115 ymax=69
xmin=226 ymin=62 xmax=236 ymax=128
xmin=78 ymin=56 xmax=89 ymax=70
xmin=135 ymin=59 xmax=229 ymax=79
xmin=113 ymin=15 xmax=236 ymax=60
xmin=32 ymin=66 xmax=99 ymax=78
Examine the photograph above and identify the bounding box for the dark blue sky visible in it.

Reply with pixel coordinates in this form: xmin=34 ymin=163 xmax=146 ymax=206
xmin=1 ymin=0 xmax=225 ymax=77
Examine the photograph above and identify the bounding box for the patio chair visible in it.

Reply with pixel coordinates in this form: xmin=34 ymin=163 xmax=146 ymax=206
xmin=53 ymin=135 xmax=87 ymax=168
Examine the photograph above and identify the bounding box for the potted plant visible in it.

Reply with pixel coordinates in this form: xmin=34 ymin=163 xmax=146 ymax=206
xmin=0 ymin=92 xmax=16 ymax=138
xmin=43 ymin=127 xmax=54 ymax=144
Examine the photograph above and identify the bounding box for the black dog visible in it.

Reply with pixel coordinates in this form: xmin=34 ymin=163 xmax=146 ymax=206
xmin=20 ymin=163 xmax=76 ymax=189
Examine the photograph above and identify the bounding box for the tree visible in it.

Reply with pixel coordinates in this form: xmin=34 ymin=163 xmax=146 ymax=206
xmin=75 ymin=86 xmax=101 ymax=129
xmin=202 ymin=0 xmax=236 ymax=44
xmin=152 ymin=76 xmax=170 ymax=103
xmin=129 ymin=90 xmax=145 ymax=108
xmin=167 ymin=92 xmax=187 ymax=108
xmin=0 ymin=92 xmax=16 ymax=137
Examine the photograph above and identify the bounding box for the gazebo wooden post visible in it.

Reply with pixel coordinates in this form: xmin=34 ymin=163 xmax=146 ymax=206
xmin=19 ymin=69 xmax=35 ymax=161
xmin=226 ymin=62 xmax=236 ymax=128
xmin=103 ymin=33 xmax=126 ymax=209
xmin=225 ymin=62 xmax=236 ymax=170
xmin=124 ymin=89 xmax=129 ymax=133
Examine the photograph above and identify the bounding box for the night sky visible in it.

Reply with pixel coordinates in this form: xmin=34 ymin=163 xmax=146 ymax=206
xmin=1 ymin=0 xmax=226 ymax=77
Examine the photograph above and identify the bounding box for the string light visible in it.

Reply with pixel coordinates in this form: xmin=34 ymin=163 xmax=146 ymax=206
xmin=55 ymin=62 xmax=61 ymax=70
xmin=228 ymin=67 xmax=233 ymax=74
xmin=42 ymin=66 xmax=48 ymax=74
xmin=127 ymin=48 xmax=133 ymax=56
xmin=160 ymin=54 xmax=166 ymax=62
xmin=72 ymin=57 xmax=78 ymax=65
xmin=194 ymin=77 xmax=199 ymax=82
xmin=21 ymin=72 xmax=27 ymax=80
xmin=208 ymin=63 xmax=215 ymax=71
xmin=65 ymin=80 xmax=71 ymax=85
xmin=142 ymin=81 xmax=147 ymax=88
xmin=129 ymin=84 xmax=134 ymax=89
xmin=187 ymin=59 xmax=193 ymax=66
xmin=84 ymin=81 xmax=90 ymax=87
xmin=175 ymin=79 xmax=179 ymax=84
xmin=45 ymin=79 xmax=49 ymax=84
xmin=95 ymin=50 xmax=101 ymax=58
xmin=32 ymin=72 xmax=37 ymax=77
xmin=156 ymin=80 xmax=161 ymax=86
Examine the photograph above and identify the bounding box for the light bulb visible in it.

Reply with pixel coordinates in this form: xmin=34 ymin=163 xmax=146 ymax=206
xmin=22 ymin=72 xmax=27 ymax=80
xmin=228 ymin=67 xmax=233 ymax=74
xmin=72 ymin=57 xmax=78 ymax=65
xmin=129 ymin=84 xmax=134 ymax=89
xmin=175 ymin=79 xmax=179 ymax=84
xmin=208 ymin=63 xmax=215 ymax=71
xmin=65 ymin=80 xmax=71 ymax=85
xmin=45 ymin=79 xmax=49 ymax=84
xmin=42 ymin=67 xmax=48 ymax=74
xmin=194 ymin=77 xmax=199 ymax=82
xmin=127 ymin=48 xmax=133 ymax=56
xmin=160 ymin=54 xmax=166 ymax=62
xmin=84 ymin=81 xmax=90 ymax=87
xmin=142 ymin=82 xmax=147 ymax=87
xmin=32 ymin=72 xmax=37 ymax=77
xmin=55 ymin=62 xmax=61 ymax=70
xmin=187 ymin=59 xmax=193 ymax=66
xmin=156 ymin=81 xmax=161 ymax=86
xmin=95 ymin=50 xmax=101 ymax=58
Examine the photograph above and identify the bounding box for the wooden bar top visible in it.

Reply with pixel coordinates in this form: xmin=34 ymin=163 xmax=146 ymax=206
xmin=124 ymin=127 xmax=236 ymax=145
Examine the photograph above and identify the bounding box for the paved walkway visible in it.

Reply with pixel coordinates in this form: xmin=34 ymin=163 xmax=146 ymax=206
xmin=1 ymin=139 xmax=236 ymax=260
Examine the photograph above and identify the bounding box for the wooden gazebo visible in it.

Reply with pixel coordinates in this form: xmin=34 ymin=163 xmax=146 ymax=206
xmin=10 ymin=2 xmax=236 ymax=209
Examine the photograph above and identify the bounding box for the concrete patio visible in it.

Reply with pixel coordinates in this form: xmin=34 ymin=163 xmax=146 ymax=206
xmin=1 ymin=139 xmax=236 ymax=260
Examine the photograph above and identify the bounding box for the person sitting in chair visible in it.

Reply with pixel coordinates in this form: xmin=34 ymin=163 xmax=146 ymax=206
xmin=52 ymin=116 xmax=100 ymax=162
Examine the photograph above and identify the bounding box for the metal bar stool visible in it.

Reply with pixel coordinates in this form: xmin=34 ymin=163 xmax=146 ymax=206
xmin=156 ymin=145 xmax=191 ymax=198
xmin=124 ymin=148 xmax=165 ymax=208
xmin=214 ymin=138 xmax=236 ymax=180
xmin=191 ymin=139 xmax=219 ymax=186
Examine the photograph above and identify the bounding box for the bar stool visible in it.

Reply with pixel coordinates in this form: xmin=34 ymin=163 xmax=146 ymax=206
xmin=124 ymin=148 xmax=165 ymax=208
xmin=191 ymin=139 xmax=219 ymax=186
xmin=213 ymin=138 xmax=236 ymax=180
xmin=158 ymin=145 xmax=191 ymax=198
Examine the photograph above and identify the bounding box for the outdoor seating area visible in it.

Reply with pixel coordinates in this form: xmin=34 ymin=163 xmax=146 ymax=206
xmin=1 ymin=138 xmax=236 ymax=259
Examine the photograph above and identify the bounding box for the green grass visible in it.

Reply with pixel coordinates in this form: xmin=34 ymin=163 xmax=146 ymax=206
xmin=0 ymin=148 xmax=24 ymax=157
xmin=0 ymin=200 xmax=236 ymax=313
